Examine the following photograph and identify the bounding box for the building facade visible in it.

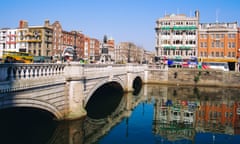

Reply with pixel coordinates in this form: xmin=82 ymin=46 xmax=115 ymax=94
xmin=115 ymin=42 xmax=149 ymax=64
xmin=51 ymin=21 xmax=63 ymax=59
xmin=28 ymin=20 xmax=53 ymax=57
xmin=198 ymin=22 xmax=238 ymax=61
xmin=88 ymin=38 xmax=100 ymax=63
xmin=155 ymin=10 xmax=199 ymax=59
xmin=0 ymin=20 xmax=101 ymax=63
xmin=237 ymin=28 xmax=240 ymax=68
xmin=0 ymin=28 xmax=17 ymax=53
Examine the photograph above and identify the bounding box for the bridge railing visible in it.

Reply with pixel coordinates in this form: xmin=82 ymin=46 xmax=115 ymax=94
xmin=0 ymin=63 xmax=65 ymax=81
xmin=64 ymin=64 xmax=130 ymax=79
xmin=0 ymin=63 xmax=66 ymax=92
xmin=0 ymin=63 xmax=167 ymax=82
xmin=147 ymin=64 xmax=168 ymax=70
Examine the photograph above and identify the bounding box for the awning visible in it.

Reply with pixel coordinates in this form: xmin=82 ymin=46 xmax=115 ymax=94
xmin=179 ymin=46 xmax=191 ymax=50
xmin=163 ymin=46 xmax=176 ymax=50
xmin=173 ymin=26 xmax=197 ymax=30
xmin=161 ymin=26 xmax=170 ymax=30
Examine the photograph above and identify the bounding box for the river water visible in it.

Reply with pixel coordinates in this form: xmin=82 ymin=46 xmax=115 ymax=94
xmin=0 ymin=84 xmax=240 ymax=144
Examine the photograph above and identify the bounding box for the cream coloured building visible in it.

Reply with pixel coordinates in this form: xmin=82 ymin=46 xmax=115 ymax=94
xmin=155 ymin=10 xmax=199 ymax=59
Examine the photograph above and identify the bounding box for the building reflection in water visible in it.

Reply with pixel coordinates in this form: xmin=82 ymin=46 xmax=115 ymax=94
xmin=151 ymin=85 xmax=240 ymax=142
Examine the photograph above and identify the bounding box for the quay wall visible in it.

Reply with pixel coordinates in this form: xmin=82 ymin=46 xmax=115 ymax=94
xmin=147 ymin=68 xmax=240 ymax=87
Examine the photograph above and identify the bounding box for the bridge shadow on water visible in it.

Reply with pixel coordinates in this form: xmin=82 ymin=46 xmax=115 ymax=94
xmin=0 ymin=107 xmax=58 ymax=144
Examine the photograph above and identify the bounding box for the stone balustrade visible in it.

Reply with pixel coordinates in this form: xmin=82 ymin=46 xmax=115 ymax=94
xmin=0 ymin=63 xmax=65 ymax=82
xmin=0 ymin=63 xmax=66 ymax=93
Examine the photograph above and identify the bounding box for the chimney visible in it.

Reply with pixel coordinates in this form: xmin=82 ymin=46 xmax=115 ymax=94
xmin=19 ymin=20 xmax=28 ymax=28
xmin=44 ymin=19 xmax=50 ymax=27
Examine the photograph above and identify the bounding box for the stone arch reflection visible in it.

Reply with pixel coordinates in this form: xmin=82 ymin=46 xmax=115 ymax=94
xmin=132 ymin=76 xmax=142 ymax=96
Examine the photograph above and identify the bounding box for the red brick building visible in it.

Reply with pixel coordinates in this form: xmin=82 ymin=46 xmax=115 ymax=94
xmin=198 ymin=22 xmax=238 ymax=70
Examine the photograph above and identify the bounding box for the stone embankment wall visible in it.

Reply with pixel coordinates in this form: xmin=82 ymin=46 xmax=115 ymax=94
xmin=147 ymin=68 xmax=240 ymax=87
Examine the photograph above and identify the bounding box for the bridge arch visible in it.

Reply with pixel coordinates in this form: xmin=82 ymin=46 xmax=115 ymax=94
xmin=1 ymin=99 xmax=63 ymax=120
xmin=84 ymin=76 xmax=125 ymax=106
xmin=84 ymin=77 xmax=125 ymax=119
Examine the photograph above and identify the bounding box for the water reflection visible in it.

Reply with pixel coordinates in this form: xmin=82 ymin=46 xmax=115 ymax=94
xmin=1 ymin=85 xmax=240 ymax=144
xmin=51 ymin=85 xmax=240 ymax=143
xmin=151 ymin=85 xmax=240 ymax=143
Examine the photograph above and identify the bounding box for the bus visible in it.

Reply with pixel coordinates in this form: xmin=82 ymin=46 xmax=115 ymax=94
xmin=202 ymin=62 xmax=229 ymax=71
xmin=168 ymin=56 xmax=198 ymax=68
xmin=198 ymin=57 xmax=237 ymax=71
xmin=1 ymin=51 xmax=34 ymax=63
xmin=182 ymin=57 xmax=198 ymax=68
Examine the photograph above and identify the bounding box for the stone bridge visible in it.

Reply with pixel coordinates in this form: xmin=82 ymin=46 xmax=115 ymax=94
xmin=0 ymin=63 xmax=167 ymax=120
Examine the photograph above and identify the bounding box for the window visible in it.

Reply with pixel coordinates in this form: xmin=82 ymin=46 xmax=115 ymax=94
xmin=228 ymin=42 xmax=231 ymax=48
xmin=232 ymin=52 xmax=235 ymax=57
xmin=225 ymin=112 xmax=228 ymax=118
xmin=221 ymin=42 xmax=224 ymax=48
xmin=212 ymin=42 xmax=214 ymax=48
xmin=221 ymin=52 xmax=224 ymax=57
xmin=228 ymin=33 xmax=236 ymax=38
xmin=228 ymin=52 xmax=231 ymax=57
xmin=204 ymin=42 xmax=207 ymax=48
xmin=216 ymin=41 xmax=220 ymax=48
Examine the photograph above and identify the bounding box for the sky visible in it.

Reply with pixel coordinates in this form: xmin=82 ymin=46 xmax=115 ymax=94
xmin=1 ymin=0 xmax=240 ymax=52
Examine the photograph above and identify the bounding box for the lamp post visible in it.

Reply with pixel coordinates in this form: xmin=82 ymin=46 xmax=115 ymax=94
xmin=128 ymin=43 xmax=131 ymax=63
xmin=73 ymin=31 xmax=77 ymax=61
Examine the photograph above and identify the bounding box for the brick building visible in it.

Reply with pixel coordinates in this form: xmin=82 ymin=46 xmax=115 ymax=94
xmin=198 ymin=22 xmax=238 ymax=70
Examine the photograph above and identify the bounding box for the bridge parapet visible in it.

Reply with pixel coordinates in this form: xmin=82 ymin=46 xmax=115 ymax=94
xmin=0 ymin=63 xmax=65 ymax=81
xmin=64 ymin=63 xmax=147 ymax=80
xmin=147 ymin=64 xmax=168 ymax=70
xmin=0 ymin=63 xmax=65 ymax=92
xmin=125 ymin=64 xmax=148 ymax=72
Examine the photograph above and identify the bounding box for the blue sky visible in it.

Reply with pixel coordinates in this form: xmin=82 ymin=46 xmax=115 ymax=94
xmin=1 ymin=0 xmax=240 ymax=52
